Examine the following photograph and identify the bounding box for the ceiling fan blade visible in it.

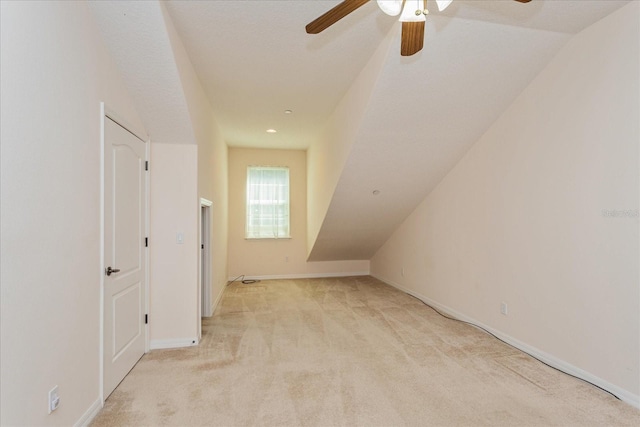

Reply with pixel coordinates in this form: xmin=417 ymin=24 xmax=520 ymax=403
xmin=306 ymin=0 xmax=370 ymax=34
xmin=401 ymin=21 xmax=424 ymax=56
xmin=435 ymin=0 xmax=453 ymax=12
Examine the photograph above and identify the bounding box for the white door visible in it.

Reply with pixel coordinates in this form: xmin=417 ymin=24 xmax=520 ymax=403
xmin=103 ymin=117 xmax=147 ymax=399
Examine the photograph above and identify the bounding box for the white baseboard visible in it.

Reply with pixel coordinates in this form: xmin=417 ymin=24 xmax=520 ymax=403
xmin=227 ymin=271 xmax=369 ymax=282
xmin=149 ymin=337 xmax=199 ymax=350
xmin=73 ymin=397 xmax=102 ymax=427
xmin=209 ymin=285 xmax=225 ymax=315
xmin=372 ymin=273 xmax=640 ymax=410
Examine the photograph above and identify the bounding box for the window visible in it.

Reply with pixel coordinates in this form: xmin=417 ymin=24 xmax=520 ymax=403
xmin=246 ymin=166 xmax=290 ymax=239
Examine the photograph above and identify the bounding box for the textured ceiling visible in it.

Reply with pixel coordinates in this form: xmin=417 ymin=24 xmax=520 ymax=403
xmin=164 ymin=0 xmax=629 ymax=152
xmin=91 ymin=0 xmax=631 ymax=262
xmin=90 ymin=0 xmax=195 ymax=145
xmin=164 ymin=0 xmax=395 ymax=150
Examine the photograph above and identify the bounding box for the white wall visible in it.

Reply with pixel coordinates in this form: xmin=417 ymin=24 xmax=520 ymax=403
xmin=160 ymin=3 xmax=229 ymax=315
xmin=228 ymin=148 xmax=369 ymax=279
xmin=0 ymin=1 xmax=145 ymax=425
xmin=149 ymin=144 xmax=199 ymax=347
xmin=372 ymin=2 xmax=639 ymax=404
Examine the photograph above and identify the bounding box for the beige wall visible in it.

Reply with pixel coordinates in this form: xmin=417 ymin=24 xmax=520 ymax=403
xmin=161 ymin=4 xmax=229 ymax=318
xmin=149 ymin=144 xmax=199 ymax=347
xmin=0 ymin=1 xmax=146 ymax=425
xmin=197 ymin=125 xmax=229 ymax=311
xmin=372 ymin=2 xmax=639 ymax=404
xmin=229 ymin=148 xmax=369 ymax=278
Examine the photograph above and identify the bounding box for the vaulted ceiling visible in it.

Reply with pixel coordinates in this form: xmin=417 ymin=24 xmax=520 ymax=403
xmin=91 ymin=0 xmax=631 ymax=261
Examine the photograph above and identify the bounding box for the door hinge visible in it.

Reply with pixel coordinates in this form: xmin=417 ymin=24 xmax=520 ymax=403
xmin=145 ymin=161 xmax=149 ymax=171
xmin=145 ymin=314 xmax=148 ymax=324
xmin=145 ymin=237 xmax=148 ymax=247
xmin=201 ymin=244 xmax=204 ymax=249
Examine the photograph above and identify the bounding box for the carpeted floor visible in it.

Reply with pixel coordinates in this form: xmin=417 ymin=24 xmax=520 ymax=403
xmin=91 ymin=276 xmax=639 ymax=426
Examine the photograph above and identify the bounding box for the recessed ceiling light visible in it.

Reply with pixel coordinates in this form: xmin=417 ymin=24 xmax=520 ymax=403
xmin=266 ymin=129 xmax=277 ymax=133
xmin=372 ymin=190 xmax=381 ymax=195
xmin=284 ymin=109 xmax=293 ymax=114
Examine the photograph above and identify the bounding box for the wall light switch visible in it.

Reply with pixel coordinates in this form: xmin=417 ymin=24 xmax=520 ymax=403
xmin=177 ymin=232 xmax=184 ymax=244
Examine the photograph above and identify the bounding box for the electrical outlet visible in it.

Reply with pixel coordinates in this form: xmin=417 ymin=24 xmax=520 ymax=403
xmin=48 ymin=386 xmax=60 ymax=414
xmin=500 ymin=302 xmax=508 ymax=316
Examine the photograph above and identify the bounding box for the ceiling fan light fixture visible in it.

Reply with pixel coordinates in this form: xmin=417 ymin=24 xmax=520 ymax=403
xmin=399 ymin=0 xmax=427 ymax=23
xmin=306 ymin=0 xmax=529 ymax=57
xmin=435 ymin=0 xmax=453 ymax=12
xmin=376 ymin=0 xmax=402 ymax=16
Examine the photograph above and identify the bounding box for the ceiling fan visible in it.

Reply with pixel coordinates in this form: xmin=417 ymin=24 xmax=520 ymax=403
xmin=306 ymin=0 xmax=532 ymax=56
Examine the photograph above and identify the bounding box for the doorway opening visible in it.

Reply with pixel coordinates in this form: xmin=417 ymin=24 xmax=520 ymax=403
xmin=200 ymin=199 xmax=213 ymax=327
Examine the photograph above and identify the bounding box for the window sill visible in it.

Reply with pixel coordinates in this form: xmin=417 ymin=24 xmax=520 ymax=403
xmin=245 ymin=236 xmax=292 ymax=240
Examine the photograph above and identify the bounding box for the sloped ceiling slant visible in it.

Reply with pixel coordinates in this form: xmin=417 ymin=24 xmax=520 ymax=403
xmin=305 ymin=1 xmax=631 ymax=261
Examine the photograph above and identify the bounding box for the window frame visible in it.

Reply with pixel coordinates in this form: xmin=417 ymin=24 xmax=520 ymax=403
xmin=245 ymin=166 xmax=291 ymax=240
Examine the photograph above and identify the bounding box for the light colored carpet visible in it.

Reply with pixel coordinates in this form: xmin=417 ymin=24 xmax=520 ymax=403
xmin=92 ymin=276 xmax=639 ymax=426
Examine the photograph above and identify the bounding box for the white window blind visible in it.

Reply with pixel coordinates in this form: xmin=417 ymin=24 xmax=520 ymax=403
xmin=246 ymin=166 xmax=290 ymax=239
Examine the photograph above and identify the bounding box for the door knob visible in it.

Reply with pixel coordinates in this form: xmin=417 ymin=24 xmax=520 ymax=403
xmin=105 ymin=266 xmax=121 ymax=276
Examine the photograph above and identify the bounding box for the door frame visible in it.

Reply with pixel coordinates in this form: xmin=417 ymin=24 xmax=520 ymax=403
xmin=199 ymin=198 xmax=213 ymax=338
xmin=99 ymin=102 xmax=150 ymax=404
